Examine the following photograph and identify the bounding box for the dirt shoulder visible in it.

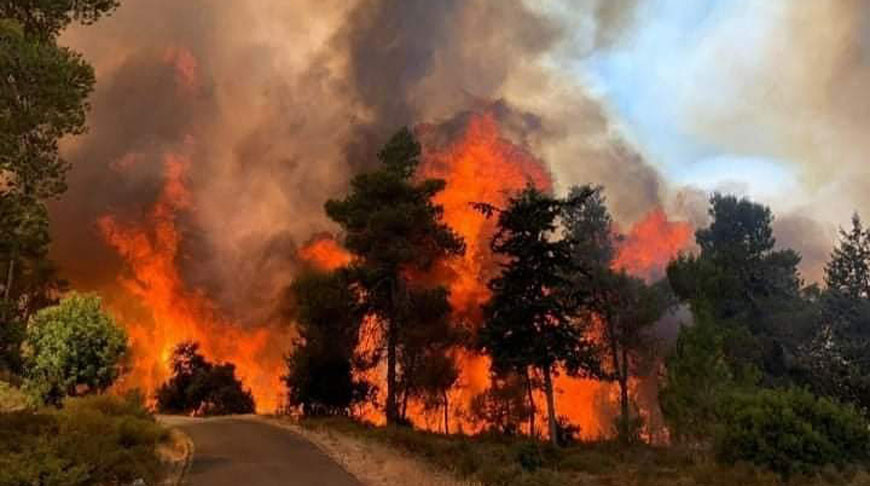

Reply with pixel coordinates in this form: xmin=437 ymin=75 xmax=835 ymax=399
xmin=257 ymin=416 xmax=474 ymax=486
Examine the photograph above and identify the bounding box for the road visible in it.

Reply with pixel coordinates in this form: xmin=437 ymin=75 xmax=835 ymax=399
xmin=161 ymin=415 xmax=362 ymax=486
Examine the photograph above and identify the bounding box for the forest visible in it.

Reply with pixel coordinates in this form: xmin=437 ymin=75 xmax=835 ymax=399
xmin=4 ymin=1 xmax=870 ymax=485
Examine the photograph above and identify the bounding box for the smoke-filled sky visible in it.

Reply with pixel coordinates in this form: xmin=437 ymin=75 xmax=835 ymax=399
xmin=51 ymin=0 xmax=868 ymax=321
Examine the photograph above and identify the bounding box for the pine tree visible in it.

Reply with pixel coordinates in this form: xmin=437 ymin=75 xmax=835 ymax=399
xmin=477 ymin=186 xmax=601 ymax=445
xmin=325 ymin=128 xmax=464 ymax=424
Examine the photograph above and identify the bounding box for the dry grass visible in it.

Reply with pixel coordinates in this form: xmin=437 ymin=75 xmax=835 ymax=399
xmin=263 ymin=417 xmax=870 ymax=486
xmin=259 ymin=416 xmax=476 ymax=486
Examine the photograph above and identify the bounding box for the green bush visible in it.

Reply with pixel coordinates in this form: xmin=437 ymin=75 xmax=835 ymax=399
xmin=22 ymin=293 xmax=128 ymax=405
xmin=715 ymin=388 xmax=870 ymax=477
xmin=0 ymin=393 xmax=168 ymax=486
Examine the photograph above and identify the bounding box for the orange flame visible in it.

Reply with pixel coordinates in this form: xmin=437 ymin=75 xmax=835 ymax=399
xmin=614 ymin=208 xmax=693 ymax=282
xmin=298 ymin=235 xmax=353 ymax=271
xmin=99 ymin=153 xmax=288 ymax=412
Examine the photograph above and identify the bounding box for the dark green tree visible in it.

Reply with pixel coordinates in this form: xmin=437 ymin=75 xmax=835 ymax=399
xmin=156 ymin=341 xmax=255 ymax=415
xmin=1 ymin=0 xmax=118 ymax=39
xmin=325 ymin=128 xmax=464 ymax=425
xmin=660 ymin=310 xmax=739 ymax=445
xmin=0 ymin=0 xmax=115 ymax=376
xmin=477 ymin=186 xmax=601 ymax=445
xmin=804 ymin=214 xmax=870 ymax=409
xmin=282 ymin=269 xmax=372 ymax=417
xmin=825 ymin=214 xmax=870 ymax=299
xmin=667 ymin=194 xmax=809 ymax=383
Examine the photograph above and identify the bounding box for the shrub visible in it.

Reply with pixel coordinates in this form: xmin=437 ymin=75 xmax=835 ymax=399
xmin=0 ymin=394 xmax=168 ymax=486
xmin=22 ymin=293 xmax=127 ymax=405
xmin=156 ymin=341 xmax=255 ymax=415
xmin=715 ymin=388 xmax=870 ymax=477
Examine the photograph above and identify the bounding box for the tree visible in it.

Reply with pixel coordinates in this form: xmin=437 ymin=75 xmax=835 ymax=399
xmin=600 ymin=274 xmax=668 ymax=443
xmin=804 ymin=214 xmax=870 ymax=409
xmin=562 ymin=184 xmax=668 ymax=442
xmin=396 ymin=286 xmax=461 ymax=430
xmin=325 ymin=128 xmax=464 ymax=425
xmin=470 ymin=372 xmax=534 ymax=436
xmin=0 ymin=0 xmax=119 ymax=39
xmin=283 ymin=269 xmax=372 ymax=416
xmin=22 ymin=293 xmax=127 ymax=405
xmin=477 ymin=186 xmax=601 ymax=445
xmin=667 ymin=194 xmax=808 ymax=383
xmin=0 ymin=0 xmax=115 ymax=377
xmin=825 ymin=214 xmax=870 ymax=299
xmin=156 ymin=341 xmax=255 ymax=415
xmin=660 ymin=311 xmax=738 ymax=445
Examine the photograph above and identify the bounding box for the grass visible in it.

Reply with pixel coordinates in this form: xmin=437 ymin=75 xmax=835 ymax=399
xmin=0 ymin=380 xmax=30 ymax=412
xmin=299 ymin=417 xmax=870 ymax=486
xmin=0 ymin=390 xmax=172 ymax=486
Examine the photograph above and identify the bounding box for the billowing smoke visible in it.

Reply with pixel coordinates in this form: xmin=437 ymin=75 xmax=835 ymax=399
xmin=52 ymin=0 xmax=667 ymax=325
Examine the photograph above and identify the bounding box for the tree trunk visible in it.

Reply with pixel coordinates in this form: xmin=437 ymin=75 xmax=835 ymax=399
xmin=618 ymin=345 xmax=630 ymax=443
xmin=3 ymin=257 xmax=14 ymax=301
xmin=607 ymin=312 xmax=629 ymax=443
xmin=524 ymin=367 xmax=536 ymax=438
xmin=443 ymin=390 xmax=449 ymax=435
xmin=386 ymin=318 xmax=399 ymax=425
xmin=543 ymin=365 xmax=558 ymax=447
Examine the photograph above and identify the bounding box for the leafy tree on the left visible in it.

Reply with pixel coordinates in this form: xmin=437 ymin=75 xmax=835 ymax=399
xmin=22 ymin=293 xmax=128 ymax=405
xmin=0 ymin=0 xmax=116 ymax=375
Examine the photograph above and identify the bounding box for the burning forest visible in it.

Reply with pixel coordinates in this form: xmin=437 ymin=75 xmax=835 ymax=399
xmin=7 ymin=1 xmax=870 ymax=483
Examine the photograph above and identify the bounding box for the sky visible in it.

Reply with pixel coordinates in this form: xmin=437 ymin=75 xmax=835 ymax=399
xmin=572 ymin=0 xmax=800 ymax=204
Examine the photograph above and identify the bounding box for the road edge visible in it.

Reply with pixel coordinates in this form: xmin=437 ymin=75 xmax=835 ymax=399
xmin=160 ymin=427 xmax=195 ymax=486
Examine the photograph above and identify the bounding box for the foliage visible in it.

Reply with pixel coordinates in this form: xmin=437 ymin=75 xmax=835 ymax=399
xmin=301 ymin=416 xmax=870 ymax=486
xmin=0 ymin=380 xmax=30 ymax=412
xmin=0 ymin=0 xmax=119 ymax=39
xmin=325 ymin=127 xmax=464 ymax=424
xmin=156 ymin=341 xmax=255 ymax=415
xmin=0 ymin=392 xmax=168 ymax=486
xmin=397 ymin=286 xmax=462 ymax=425
xmin=470 ymin=373 xmax=534 ymax=436
xmin=22 ymin=293 xmax=127 ymax=405
xmin=0 ymin=0 xmax=111 ymax=380
xmin=715 ymin=388 xmax=870 ymax=477
xmin=660 ymin=312 xmax=738 ymax=444
xmin=667 ymin=193 xmax=811 ymax=384
xmin=283 ymin=269 xmax=372 ymax=416
xmin=478 ymin=186 xmax=602 ymax=444
xmin=0 ymin=22 xmax=94 ymax=198
xmin=802 ymin=214 xmax=870 ymax=410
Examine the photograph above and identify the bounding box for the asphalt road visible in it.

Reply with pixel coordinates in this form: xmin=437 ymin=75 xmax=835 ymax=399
xmin=161 ymin=416 xmax=361 ymax=486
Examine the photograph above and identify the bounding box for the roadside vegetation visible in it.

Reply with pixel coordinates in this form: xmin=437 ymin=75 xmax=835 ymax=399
xmin=0 ymin=393 xmax=172 ymax=486
xmin=283 ymin=128 xmax=870 ymax=483
xmin=299 ymin=417 xmax=870 ymax=486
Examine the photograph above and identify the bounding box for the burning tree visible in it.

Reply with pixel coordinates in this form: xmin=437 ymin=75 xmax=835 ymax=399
xmin=325 ymin=128 xmax=465 ymax=425
xmin=156 ymin=341 xmax=255 ymax=416
xmin=283 ymin=269 xmax=373 ymax=417
xmin=477 ymin=186 xmax=602 ymax=446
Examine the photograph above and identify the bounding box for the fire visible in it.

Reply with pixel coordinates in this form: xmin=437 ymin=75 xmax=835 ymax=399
xmin=298 ymin=235 xmax=353 ymax=271
xmin=98 ymin=153 xmax=287 ymax=411
xmin=614 ymin=208 xmax=693 ymax=281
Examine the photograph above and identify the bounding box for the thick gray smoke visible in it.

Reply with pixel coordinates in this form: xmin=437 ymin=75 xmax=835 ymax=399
xmin=53 ymin=0 xmax=668 ymax=325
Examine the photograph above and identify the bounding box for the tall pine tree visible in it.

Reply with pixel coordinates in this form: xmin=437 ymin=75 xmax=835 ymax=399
xmin=326 ymin=128 xmax=464 ymax=425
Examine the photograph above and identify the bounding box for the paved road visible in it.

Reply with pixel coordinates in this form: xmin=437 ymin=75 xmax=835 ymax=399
xmin=161 ymin=416 xmax=361 ymax=486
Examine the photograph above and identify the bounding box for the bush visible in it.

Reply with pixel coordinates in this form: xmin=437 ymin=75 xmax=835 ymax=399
xmin=0 ymin=393 xmax=168 ymax=486
xmin=156 ymin=341 xmax=255 ymax=415
xmin=715 ymin=388 xmax=870 ymax=477
xmin=22 ymin=293 xmax=127 ymax=405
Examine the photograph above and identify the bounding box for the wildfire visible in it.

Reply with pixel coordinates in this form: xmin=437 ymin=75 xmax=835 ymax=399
xmin=614 ymin=208 xmax=693 ymax=281
xmin=98 ymin=153 xmax=287 ymax=411
xmin=298 ymin=235 xmax=353 ymax=271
